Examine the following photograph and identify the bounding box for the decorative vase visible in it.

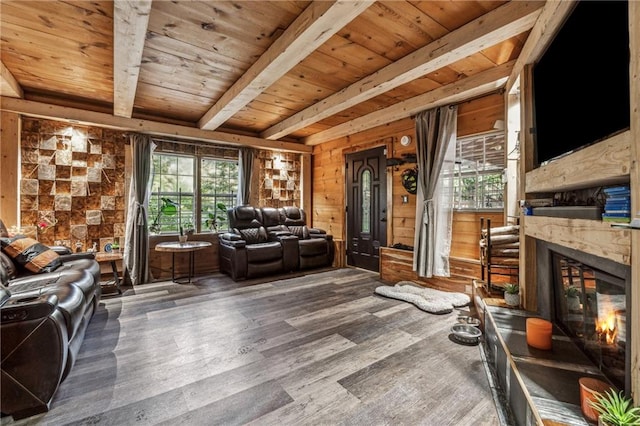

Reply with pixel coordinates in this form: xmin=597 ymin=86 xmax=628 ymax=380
xmin=178 ymin=235 xmax=188 ymax=244
xmin=504 ymin=292 xmax=520 ymax=307
xmin=578 ymin=377 xmax=612 ymax=424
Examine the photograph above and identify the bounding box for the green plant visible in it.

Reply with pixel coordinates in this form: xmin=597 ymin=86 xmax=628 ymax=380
xmin=204 ymin=202 xmax=228 ymax=231
xmin=566 ymin=285 xmax=580 ymax=297
xmin=504 ymin=284 xmax=519 ymax=295
xmin=589 ymin=389 xmax=640 ymax=426
xmin=150 ymin=197 xmax=179 ymax=233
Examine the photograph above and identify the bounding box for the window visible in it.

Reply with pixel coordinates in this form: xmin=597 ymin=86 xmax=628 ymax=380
xmin=149 ymin=152 xmax=238 ymax=233
xmin=452 ymin=132 xmax=505 ymax=210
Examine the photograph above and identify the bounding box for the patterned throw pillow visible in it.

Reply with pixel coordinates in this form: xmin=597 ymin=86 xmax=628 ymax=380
xmin=0 ymin=236 xmax=62 ymax=274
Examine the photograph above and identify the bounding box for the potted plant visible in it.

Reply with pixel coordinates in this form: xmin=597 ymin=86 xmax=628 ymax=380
xmin=149 ymin=197 xmax=179 ymax=234
xmin=183 ymin=221 xmax=195 ymax=236
xmin=589 ymin=388 xmax=640 ymax=426
xmin=503 ymin=283 xmax=520 ymax=307
xmin=565 ymin=285 xmax=581 ymax=311
xmin=204 ymin=202 xmax=228 ymax=232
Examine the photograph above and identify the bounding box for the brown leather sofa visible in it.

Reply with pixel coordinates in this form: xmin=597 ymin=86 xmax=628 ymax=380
xmin=219 ymin=206 xmax=334 ymax=281
xmin=0 ymin=230 xmax=101 ymax=420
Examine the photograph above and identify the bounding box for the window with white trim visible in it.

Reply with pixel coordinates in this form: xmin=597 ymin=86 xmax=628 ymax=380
xmin=149 ymin=152 xmax=238 ymax=233
xmin=452 ymin=132 xmax=505 ymax=210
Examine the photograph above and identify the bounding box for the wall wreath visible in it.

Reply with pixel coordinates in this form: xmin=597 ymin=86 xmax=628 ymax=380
xmin=401 ymin=167 xmax=418 ymax=195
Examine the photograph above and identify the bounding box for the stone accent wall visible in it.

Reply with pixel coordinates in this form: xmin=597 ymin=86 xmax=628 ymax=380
xmin=258 ymin=150 xmax=301 ymax=208
xmin=20 ymin=117 xmax=127 ymax=252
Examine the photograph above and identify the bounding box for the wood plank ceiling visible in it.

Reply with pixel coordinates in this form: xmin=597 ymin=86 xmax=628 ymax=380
xmin=0 ymin=1 xmax=545 ymax=147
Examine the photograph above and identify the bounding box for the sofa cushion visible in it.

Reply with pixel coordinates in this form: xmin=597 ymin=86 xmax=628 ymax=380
xmin=1 ymin=236 xmax=62 ymax=274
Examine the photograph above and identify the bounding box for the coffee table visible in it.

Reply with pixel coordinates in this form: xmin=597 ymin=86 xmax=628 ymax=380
xmin=154 ymin=241 xmax=212 ymax=283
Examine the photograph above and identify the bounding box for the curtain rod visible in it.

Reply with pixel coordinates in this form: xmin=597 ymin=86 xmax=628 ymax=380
xmin=150 ymin=136 xmax=240 ymax=151
xmin=410 ymin=87 xmax=506 ymax=119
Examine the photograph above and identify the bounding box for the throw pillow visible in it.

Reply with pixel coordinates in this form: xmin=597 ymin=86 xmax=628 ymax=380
xmin=0 ymin=236 xmax=62 ymax=274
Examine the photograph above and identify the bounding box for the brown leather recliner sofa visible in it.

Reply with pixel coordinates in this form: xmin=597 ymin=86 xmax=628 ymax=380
xmin=0 ymin=226 xmax=101 ymax=420
xmin=219 ymin=206 xmax=334 ymax=281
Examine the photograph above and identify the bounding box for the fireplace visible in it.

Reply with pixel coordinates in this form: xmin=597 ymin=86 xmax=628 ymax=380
xmin=537 ymin=241 xmax=632 ymax=393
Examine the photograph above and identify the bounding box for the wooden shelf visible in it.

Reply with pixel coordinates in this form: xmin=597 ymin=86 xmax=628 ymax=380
xmin=523 ymin=215 xmax=631 ymax=266
xmin=525 ymin=130 xmax=631 ymax=193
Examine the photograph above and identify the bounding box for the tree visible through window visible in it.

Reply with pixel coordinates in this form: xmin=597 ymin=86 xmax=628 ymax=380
xmin=452 ymin=132 xmax=505 ymax=210
xmin=149 ymin=153 xmax=238 ymax=233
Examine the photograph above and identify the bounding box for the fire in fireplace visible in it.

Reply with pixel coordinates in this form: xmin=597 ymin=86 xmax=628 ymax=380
xmin=551 ymin=251 xmax=629 ymax=392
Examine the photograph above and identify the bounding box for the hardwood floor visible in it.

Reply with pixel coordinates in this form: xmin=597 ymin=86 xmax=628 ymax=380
xmin=4 ymin=268 xmax=500 ymax=425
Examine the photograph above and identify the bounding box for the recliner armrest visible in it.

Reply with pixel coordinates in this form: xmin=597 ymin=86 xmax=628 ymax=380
xmin=219 ymin=233 xmax=246 ymax=249
xmin=1 ymin=293 xmax=59 ymax=323
xmin=220 ymin=232 xmax=242 ymax=241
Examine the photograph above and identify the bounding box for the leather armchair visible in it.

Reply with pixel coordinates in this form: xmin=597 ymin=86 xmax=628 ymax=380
xmin=280 ymin=207 xmax=334 ymax=269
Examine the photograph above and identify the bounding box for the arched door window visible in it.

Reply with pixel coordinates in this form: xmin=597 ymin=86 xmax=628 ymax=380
xmin=361 ymin=169 xmax=371 ymax=233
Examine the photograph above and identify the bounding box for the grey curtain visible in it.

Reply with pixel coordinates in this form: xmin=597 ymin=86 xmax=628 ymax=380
xmin=237 ymin=147 xmax=255 ymax=205
xmin=124 ymin=134 xmax=155 ymax=285
xmin=413 ymin=105 xmax=458 ymax=278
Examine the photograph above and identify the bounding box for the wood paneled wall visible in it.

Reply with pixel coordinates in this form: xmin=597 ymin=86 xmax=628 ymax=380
xmin=312 ymin=93 xmax=506 ymax=263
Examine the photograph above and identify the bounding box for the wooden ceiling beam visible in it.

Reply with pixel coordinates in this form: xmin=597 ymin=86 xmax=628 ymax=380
xmin=303 ymin=60 xmax=515 ymax=146
xmin=262 ymin=1 xmax=543 ymax=140
xmin=113 ymin=0 xmax=152 ymax=118
xmin=198 ymin=0 xmax=374 ymax=131
xmin=1 ymin=61 xmax=24 ymax=98
xmin=505 ymin=1 xmax=577 ymax=94
xmin=0 ymin=97 xmax=311 ymax=154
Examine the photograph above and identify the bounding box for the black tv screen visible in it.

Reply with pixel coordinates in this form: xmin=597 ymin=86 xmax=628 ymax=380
xmin=533 ymin=0 xmax=629 ymax=165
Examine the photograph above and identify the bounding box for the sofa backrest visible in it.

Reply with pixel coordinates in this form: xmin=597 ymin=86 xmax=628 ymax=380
xmin=228 ymin=206 xmax=268 ymax=244
xmin=260 ymin=207 xmax=288 ymax=233
xmin=280 ymin=207 xmax=310 ymax=239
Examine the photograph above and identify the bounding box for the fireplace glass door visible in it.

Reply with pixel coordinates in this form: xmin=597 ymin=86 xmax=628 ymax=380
xmin=552 ymin=253 xmax=628 ymax=391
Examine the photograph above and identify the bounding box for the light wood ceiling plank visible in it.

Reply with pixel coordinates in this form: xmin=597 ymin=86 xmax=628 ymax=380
xmin=0 ymin=96 xmax=311 ymax=154
xmin=1 ymin=61 xmax=23 ymax=98
xmin=113 ymin=0 xmax=152 ymax=118
xmin=198 ymin=0 xmax=375 ymax=130
xmin=262 ymin=1 xmax=543 ymax=140
xmin=1 ymin=1 xmax=113 ymax=39
xmin=303 ymin=60 xmax=514 ymax=146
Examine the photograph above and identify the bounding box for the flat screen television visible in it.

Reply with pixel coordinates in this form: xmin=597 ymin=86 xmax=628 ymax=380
xmin=532 ymin=0 xmax=630 ymax=165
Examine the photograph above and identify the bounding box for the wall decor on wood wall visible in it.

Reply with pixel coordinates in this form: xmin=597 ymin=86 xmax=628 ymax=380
xmin=19 ymin=117 xmax=128 ymax=253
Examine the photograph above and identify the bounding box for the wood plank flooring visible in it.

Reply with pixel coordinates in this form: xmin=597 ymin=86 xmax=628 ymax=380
xmin=3 ymin=268 xmax=500 ymax=425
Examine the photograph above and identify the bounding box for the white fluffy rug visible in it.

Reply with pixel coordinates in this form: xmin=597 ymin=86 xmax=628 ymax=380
xmin=374 ymin=281 xmax=470 ymax=314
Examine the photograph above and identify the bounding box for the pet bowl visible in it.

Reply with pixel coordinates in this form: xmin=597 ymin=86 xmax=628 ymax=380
xmin=451 ymin=323 xmax=482 ymax=344
xmin=457 ymin=316 xmax=481 ymax=327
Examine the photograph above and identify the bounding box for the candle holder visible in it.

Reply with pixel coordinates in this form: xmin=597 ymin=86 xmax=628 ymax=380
xmin=526 ymin=318 xmax=553 ymax=350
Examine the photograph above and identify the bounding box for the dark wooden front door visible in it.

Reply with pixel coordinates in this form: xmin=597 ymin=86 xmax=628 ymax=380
xmin=346 ymin=147 xmax=387 ymax=271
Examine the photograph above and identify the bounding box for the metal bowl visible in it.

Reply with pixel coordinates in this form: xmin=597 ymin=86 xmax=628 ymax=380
xmin=451 ymin=323 xmax=482 ymax=344
xmin=457 ymin=316 xmax=481 ymax=327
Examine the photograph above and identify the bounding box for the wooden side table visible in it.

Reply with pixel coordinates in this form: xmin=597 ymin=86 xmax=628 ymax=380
xmin=95 ymin=251 xmax=123 ymax=295
xmin=154 ymin=241 xmax=212 ymax=283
